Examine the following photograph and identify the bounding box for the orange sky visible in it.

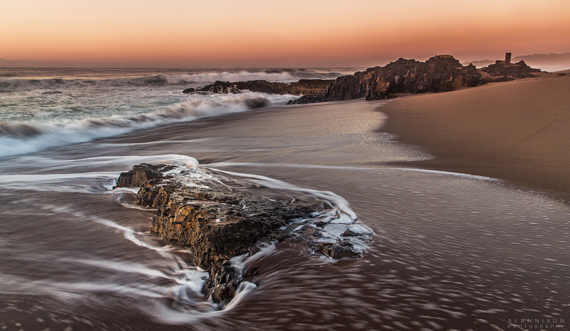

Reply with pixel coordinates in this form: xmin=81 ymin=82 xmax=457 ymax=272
xmin=1 ymin=0 xmax=569 ymax=67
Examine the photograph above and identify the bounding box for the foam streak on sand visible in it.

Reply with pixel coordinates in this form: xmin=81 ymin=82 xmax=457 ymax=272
xmin=208 ymin=161 xmax=499 ymax=181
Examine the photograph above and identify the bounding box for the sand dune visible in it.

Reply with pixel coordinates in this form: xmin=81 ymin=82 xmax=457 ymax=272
xmin=381 ymin=73 xmax=570 ymax=202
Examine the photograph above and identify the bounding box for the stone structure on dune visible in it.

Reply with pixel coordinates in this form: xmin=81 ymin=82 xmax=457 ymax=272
xmin=114 ymin=164 xmax=364 ymax=307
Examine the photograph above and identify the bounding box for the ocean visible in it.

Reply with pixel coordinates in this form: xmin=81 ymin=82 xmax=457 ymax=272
xmin=0 ymin=68 xmax=355 ymax=158
xmin=0 ymin=68 xmax=569 ymax=331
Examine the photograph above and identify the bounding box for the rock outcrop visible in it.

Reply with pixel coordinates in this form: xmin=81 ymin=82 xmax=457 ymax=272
xmin=184 ymin=79 xmax=334 ymax=96
xmin=288 ymin=55 xmax=543 ymax=104
xmin=481 ymin=60 xmax=541 ymax=81
xmin=114 ymin=163 xmax=170 ymax=188
xmin=114 ymin=163 xmax=365 ymax=306
xmin=180 ymin=55 xmax=542 ymax=106
xmin=290 ymin=55 xmax=482 ymax=104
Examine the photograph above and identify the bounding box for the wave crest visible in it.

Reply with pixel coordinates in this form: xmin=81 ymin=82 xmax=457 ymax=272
xmin=0 ymin=69 xmax=352 ymax=91
xmin=0 ymin=93 xmax=292 ymax=158
xmin=0 ymin=121 xmax=46 ymax=138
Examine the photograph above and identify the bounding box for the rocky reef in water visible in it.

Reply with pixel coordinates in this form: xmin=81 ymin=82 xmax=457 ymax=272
xmin=114 ymin=163 xmax=367 ymax=306
xmin=183 ymin=79 xmax=334 ymax=96
xmin=289 ymin=55 xmax=541 ymax=104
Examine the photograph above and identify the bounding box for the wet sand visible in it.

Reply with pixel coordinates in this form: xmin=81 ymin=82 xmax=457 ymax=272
xmin=2 ymin=97 xmax=570 ymax=330
xmin=381 ymin=72 xmax=570 ymax=202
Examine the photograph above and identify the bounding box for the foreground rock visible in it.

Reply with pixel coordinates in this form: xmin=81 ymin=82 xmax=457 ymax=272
xmin=289 ymin=55 xmax=541 ymax=104
xmin=115 ymin=163 xmax=364 ymax=306
xmin=184 ymin=79 xmax=334 ymax=96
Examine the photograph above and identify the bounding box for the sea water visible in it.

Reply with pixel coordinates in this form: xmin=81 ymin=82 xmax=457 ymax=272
xmin=0 ymin=68 xmax=569 ymax=331
xmin=0 ymin=68 xmax=352 ymax=157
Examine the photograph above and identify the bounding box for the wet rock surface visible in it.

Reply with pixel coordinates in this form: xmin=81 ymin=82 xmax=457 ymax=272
xmin=184 ymin=79 xmax=334 ymax=96
xmin=310 ymin=241 xmax=361 ymax=260
xmin=114 ymin=163 xmax=171 ymax=188
xmin=114 ymin=163 xmax=365 ymax=306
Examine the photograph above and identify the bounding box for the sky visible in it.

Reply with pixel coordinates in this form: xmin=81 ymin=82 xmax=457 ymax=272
xmin=1 ymin=0 xmax=569 ymax=68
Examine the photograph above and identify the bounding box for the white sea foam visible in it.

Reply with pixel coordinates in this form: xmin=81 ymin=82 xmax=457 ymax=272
xmin=0 ymin=172 xmax=118 ymax=193
xmin=392 ymin=167 xmax=499 ymax=181
xmin=230 ymin=243 xmax=277 ymax=274
xmin=62 ymin=258 xmax=172 ymax=280
xmin=0 ymin=93 xmax=295 ymax=158
xmin=26 ymin=154 xmax=199 ymax=170
xmin=164 ymin=71 xmax=298 ymax=84
xmin=0 ymin=67 xmax=351 ymax=158
xmin=0 ymin=154 xmax=201 ymax=195
xmin=0 ymin=69 xmax=348 ymax=91
xmin=207 ymin=161 xmax=499 ymax=181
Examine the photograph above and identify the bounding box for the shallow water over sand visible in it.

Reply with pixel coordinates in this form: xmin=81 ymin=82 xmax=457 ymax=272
xmin=0 ymin=101 xmax=568 ymax=330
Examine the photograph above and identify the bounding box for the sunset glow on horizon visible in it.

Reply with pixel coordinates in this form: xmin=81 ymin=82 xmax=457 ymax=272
xmin=1 ymin=0 xmax=569 ymax=68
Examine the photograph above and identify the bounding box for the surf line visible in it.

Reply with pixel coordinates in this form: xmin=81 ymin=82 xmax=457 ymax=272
xmin=205 ymin=162 xmax=499 ymax=182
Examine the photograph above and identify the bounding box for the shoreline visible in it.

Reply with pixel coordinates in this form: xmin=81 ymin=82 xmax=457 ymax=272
xmin=379 ymin=72 xmax=570 ymax=202
xmin=2 ymin=83 xmax=570 ymax=329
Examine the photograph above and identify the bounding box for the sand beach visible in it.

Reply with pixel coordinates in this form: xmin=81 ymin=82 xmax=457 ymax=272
xmin=2 ymin=0 xmax=570 ymax=328
xmin=1 ymin=71 xmax=569 ymax=330
xmin=381 ymin=72 xmax=570 ymax=201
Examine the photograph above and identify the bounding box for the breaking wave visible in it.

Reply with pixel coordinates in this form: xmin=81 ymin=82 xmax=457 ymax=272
xmin=0 ymin=69 xmax=352 ymax=92
xmin=0 ymin=93 xmax=293 ymax=158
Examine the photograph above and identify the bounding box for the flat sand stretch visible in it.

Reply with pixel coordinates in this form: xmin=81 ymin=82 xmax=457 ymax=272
xmin=381 ymin=72 xmax=570 ymax=202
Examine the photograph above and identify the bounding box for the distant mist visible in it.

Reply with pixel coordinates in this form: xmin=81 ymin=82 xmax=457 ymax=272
xmin=0 ymin=58 xmax=112 ymax=68
xmin=463 ymin=52 xmax=570 ymax=72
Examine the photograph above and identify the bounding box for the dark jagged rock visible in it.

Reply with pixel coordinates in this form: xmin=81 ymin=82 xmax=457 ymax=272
xmin=481 ymin=60 xmax=541 ymax=81
xmin=341 ymin=229 xmax=359 ymax=237
xmin=134 ymin=178 xmax=316 ymax=306
xmin=290 ymin=55 xmax=482 ymax=104
xmin=185 ymin=79 xmax=334 ymax=96
xmin=191 ymin=81 xmax=241 ymax=94
xmin=309 ymin=241 xmax=361 ymax=259
xmin=115 ymin=164 xmax=368 ymax=307
xmin=289 ymin=55 xmax=543 ymax=104
xmin=114 ymin=163 xmax=172 ymax=188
